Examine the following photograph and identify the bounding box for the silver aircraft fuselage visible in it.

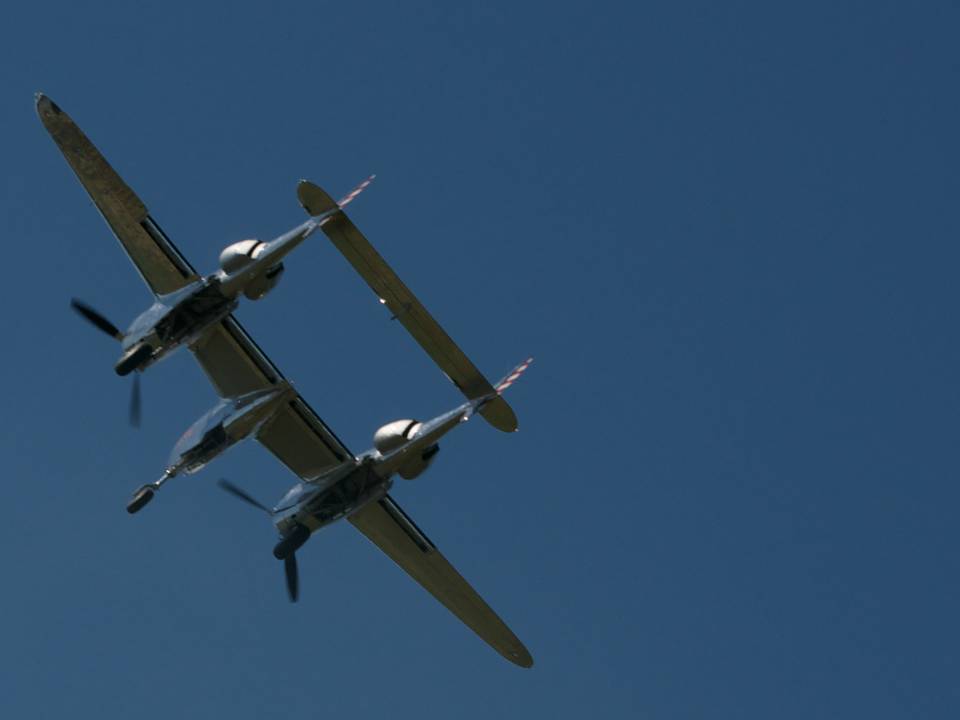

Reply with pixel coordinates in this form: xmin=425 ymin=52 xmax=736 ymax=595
xmin=166 ymin=385 xmax=296 ymax=478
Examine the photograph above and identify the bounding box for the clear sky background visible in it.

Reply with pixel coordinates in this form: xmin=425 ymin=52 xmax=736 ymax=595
xmin=1 ymin=2 xmax=958 ymax=718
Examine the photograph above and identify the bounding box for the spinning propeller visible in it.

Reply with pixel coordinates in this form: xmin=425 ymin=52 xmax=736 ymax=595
xmin=70 ymin=299 xmax=122 ymax=340
xmin=70 ymin=298 xmax=142 ymax=427
xmin=217 ymin=479 xmax=301 ymax=602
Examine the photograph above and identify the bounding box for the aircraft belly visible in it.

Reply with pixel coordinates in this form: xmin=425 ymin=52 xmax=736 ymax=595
xmin=158 ymin=288 xmax=236 ymax=347
xmin=178 ymin=424 xmax=231 ymax=474
xmin=283 ymin=465 xmax=390 ymax=534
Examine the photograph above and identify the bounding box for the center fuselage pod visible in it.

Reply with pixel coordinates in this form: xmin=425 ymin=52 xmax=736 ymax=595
xmin=166 ymin=385 xmax=295 ymax=478
xmin=126 ymin=384 xmax=295 ymax=515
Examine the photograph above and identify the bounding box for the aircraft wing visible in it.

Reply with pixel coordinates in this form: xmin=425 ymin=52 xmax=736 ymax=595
xmin=35 ymin=94 xmax=199 ymax=296
xmin=191 ymin=317 xmax=352 ymax=478
xmin=348 ymin=494 xmax=533 ymax=667
xmin=317 ymin=208 xmax=518 ymax=433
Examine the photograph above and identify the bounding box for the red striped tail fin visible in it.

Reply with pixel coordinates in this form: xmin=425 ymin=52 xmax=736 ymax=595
xmin=337 ymin=174 xmax=376 ymax=209
xmin=297 ymin=175 xmax=375 ymax=218
xmin=494 ymin=357 xmax=534 ymax=395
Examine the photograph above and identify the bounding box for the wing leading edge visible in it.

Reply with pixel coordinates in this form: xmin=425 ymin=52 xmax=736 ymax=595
xmin=349 ymin=495 xmax=533 ymax=667
xmin=36 ymin=93 xmax=198 ymax=296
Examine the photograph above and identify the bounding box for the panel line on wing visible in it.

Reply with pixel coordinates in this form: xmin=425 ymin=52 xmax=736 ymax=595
xmin=290 ymin=399 xmax=348 ymax=462
xmin=379 ymin=496 xmax=435 ymax=553
xmin=140 ymin=216 xmax=197 ymax=279
xmin=222 ymin=319 xmax=280 ymax=384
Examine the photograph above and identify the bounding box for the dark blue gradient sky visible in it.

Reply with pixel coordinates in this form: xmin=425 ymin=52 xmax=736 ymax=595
xmin=2 ymin=2 xmax=959 ymax=718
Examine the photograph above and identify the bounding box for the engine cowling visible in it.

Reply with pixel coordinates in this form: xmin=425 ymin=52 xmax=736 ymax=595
xmin=373 ymin=419 xmax=422 ymax=454
xmin=243 ymin=263 xmax=285 ymax=300
xmin=372 ymin=420 xmax=439 ymax=480
xmin=219 ymin=239 xmax=284 ymax=300
xmin=219 ymin=239 xmax=263 ymax=273
xmin=398 ymin=443 xmax=440 ymax=480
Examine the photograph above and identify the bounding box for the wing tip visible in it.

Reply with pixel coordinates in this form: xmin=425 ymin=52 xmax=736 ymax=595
xmin=35 ymin=92 xmax=64 ymax=125
xmin=479 ymin=396 xmax=519 ymax=433
xmin=297 ymin=179 xmax=338 ymax=216
xmin=479 ymin=356 xmax=534 ymax=433
xmin=507 ymin=647 xmax=535 ymax=668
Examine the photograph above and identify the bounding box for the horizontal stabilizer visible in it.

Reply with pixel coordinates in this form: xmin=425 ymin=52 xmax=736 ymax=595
xmin=298 ymin=175 xmax=526 ymax=432
xmin=314 ymin=207 xmax=521 ymax=431
xmin=297 ymin=180 xmax=337 ymax=216
xmin=473 ymin=357 xmax=532 ymax=430
xmin=297 ymin=176 xmax=375 ymax=217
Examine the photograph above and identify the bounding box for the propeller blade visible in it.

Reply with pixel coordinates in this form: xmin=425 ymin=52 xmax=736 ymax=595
xmin=70 ymin=299 xmax=123 ymax=341
xmin=129 ymin=373 xmax=142 ymax=428
xmin=284 ymin=554 xmax=299 ymax=602
xmin=216 ymin=479 xmax=270 ymax=514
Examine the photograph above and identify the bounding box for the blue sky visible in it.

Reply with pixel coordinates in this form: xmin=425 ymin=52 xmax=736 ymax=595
xmin=2 ymin=2 xmax=959 ymax=718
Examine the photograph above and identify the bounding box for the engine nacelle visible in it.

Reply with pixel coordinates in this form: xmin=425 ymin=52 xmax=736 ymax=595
xmin=372 ymin=420 xmax=439 ymax=479
xmin=243 ymin=263 xmax=285 ymax=300
xmin=219 ymin=239 xmax=284 ymax=300
xmin=398 ymin=444 xmax=440 ymax=480
xmin=219 ymin=239 xmax=264 ymax=273
xmin=373 ymin=419 xmax=422 ymax=454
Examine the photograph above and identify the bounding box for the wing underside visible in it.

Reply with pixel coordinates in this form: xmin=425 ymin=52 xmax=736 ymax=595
xmin=191 ymin=318 xmax=352 ymax=479
xmin=36 ymin=94 xmax=198 ymax=296
xmin=348 ymin=494 xmax=533 ymax=667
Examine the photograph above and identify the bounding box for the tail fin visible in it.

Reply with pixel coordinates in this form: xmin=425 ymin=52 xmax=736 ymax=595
xmin=494 ymin=356 xmax=534 ymax=395
xmin=338 ymin=174 xmax=375 ymax=209
xmin=297 ymin=175 xmax=375 ymax=217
